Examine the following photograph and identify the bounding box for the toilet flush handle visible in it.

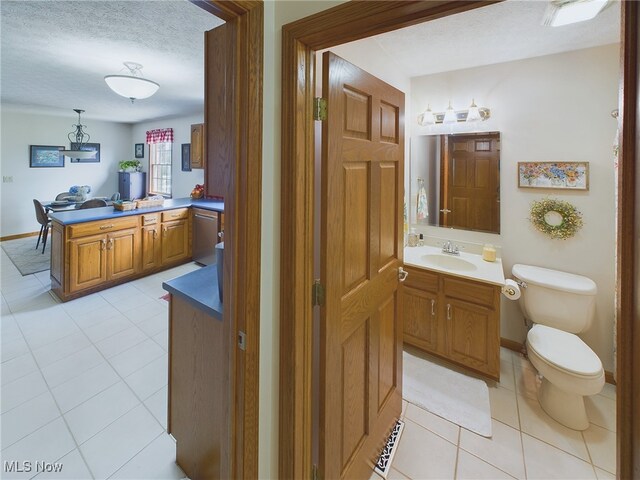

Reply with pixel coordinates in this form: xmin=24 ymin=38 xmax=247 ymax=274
xmin=515 ymin=279 xmax=527 ymax=289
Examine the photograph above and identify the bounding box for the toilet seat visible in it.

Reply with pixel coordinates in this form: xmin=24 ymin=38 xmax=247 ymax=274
xmin=527 ymin=324 xmax=602 ymax=377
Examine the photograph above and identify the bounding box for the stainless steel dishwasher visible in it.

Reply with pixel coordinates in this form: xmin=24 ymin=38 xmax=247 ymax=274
xmin=192 ymin=208 xmax=219 ymax=266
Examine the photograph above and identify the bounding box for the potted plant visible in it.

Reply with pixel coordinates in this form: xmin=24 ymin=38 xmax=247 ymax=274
xmin=119 ymin=160 xmax=141 ymax=172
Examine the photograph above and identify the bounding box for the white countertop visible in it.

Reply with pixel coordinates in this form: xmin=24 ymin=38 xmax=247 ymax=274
xmin=404 ymin=245 xmax=506 ymax=286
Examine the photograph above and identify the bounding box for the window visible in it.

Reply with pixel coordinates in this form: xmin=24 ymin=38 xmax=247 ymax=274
xmin=149 ymin=142 xmax=172 ymax=196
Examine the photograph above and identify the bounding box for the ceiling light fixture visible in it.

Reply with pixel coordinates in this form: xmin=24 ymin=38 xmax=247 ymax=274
xmin=60 ymin=109 xmax=96 ymax=159
xmin=418 ymin=100 xmax=491 ymax=126
xmin=542 ymin=0 xmax=608 ymax=27
xmin=104 ymin=62 xmax=160 ymax=103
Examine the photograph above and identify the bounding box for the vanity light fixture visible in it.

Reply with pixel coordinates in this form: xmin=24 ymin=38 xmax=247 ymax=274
xmin=104 ymin=62 xmax=160 ymax=103
xmin=60 ymin=109 xmax=96 ymax=159
xmin=418 ymin=104 xmax=436 ymax=125
xmin=542 ymin=0 xmax=608 ymax=27
xmin=443 ymin=101 xmax=457 ymax=124
xmin=417 ymin=100 xmax=491 ymax=126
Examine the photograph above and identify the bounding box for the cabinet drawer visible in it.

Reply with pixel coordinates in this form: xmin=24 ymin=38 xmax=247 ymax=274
xmin=162 ymin=209 xmax=189 ymax=222
xmin=443 ymin=276 xmax=496 ymax=308
xmin=142 ymin=214 xmax=159 ymax=226
xmin=404 ymin=265 xmax=438 ymax=292
xmin=68 ymin=216 xmax=139 ymax=239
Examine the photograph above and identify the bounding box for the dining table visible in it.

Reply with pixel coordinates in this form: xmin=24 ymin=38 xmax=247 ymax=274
xmin=42 ymin=198 xmax=112 ymax=212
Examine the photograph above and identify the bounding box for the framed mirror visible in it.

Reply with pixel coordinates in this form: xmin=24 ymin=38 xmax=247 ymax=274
xmin=410 ymin=131 xmax=501 ymax=234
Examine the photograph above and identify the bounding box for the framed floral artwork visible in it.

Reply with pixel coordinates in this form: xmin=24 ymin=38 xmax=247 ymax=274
xmin=517 ymin=162 xmax=589 ymax=190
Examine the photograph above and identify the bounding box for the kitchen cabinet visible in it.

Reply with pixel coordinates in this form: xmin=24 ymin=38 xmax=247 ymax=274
xmin=403 ymin=265 xmax=500 ymax=380
xmin=50 ymin=207 xmax=196 ymax=302
xmin=161 ymin=209 xmax=190 ymax=266
xmin=190 ymin=123 xmax=204 ymax=169
xmin=68 ymin=223 xmax=140 ymax=294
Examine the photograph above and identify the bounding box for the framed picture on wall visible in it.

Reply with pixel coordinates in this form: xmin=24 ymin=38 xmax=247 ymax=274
xmin=182 ymin=143 xmax=191 ymax=172
xmin=517 ymin=162 xmax=589 ymax=190
xmin=135 ymin=143 xmax=144 ymax=158
xmin=30 ymin=145 xmax=64 ymax=168
xmin=69 ymin=143 xmax=100 ymax=163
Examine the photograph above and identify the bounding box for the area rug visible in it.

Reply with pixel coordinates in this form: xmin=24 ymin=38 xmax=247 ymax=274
xmin=403 ymin=349 xmax=492 ymax=437
xmin=1 ymin=236 xmax=51 ymax=276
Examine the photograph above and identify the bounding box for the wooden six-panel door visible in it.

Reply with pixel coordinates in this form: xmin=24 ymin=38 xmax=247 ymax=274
xmin=320 ymin=52 xmax=404 ymax=480
xmin=445 ymin=133 xmax=500 ymax=233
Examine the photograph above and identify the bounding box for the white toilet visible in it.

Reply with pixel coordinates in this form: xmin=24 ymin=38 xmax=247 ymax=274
xmin=512 ymin=264 xmax=604 ymax=430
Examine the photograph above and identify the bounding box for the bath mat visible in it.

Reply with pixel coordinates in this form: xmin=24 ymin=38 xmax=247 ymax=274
xmin=1 ymin=236 xmax=51 ymax=276
xmin=403 ymin=349 xmax=492 ymax=437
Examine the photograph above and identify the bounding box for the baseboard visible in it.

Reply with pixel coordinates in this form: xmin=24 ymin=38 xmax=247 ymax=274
xmin=500 ymin=337 xmax=524 ymax=354
xmin=500 ymin=337 xmax=616 ymax=386
xmin=0 ymin=231 xmax=39 ymax=242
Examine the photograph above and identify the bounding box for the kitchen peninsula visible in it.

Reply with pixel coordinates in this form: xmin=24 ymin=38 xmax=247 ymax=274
xmin=48 ymin=198 xmax=223 ymax=302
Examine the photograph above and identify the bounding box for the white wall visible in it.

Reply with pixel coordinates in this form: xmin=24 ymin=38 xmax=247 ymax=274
xmin=0 ymin=108 xmax=131 ymax=237
xmin=409 ymin=44 xmax=619 ymax=371
xmin=131 ymin=113 xmax=205 ymax=199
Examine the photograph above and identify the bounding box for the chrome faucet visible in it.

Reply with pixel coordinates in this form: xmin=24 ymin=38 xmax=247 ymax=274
xmin=442 ymin=241 xmax=460 ymax=256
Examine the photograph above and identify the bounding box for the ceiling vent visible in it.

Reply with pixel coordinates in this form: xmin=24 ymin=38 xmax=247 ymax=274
xmin=542 ymin=0 xmax=609 ymax=27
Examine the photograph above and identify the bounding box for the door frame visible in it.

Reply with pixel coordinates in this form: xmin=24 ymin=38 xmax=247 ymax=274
xmin=192 ymin=1 xmax=263 ymax=478
xmin=280 ymin=1 xmax=639 ymax=479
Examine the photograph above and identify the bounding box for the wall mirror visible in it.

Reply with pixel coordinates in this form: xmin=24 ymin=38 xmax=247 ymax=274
xmin=410 ymin=131 xmax=501 ymax=234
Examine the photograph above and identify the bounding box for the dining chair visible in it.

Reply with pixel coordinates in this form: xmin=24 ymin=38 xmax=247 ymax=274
xmin=77 ymin=199 xmax=108 ymax=209
xmin=55 ymin=192 xmax=72 ymax=201
xmin=33 ymin=199 xmax=51 ymax=254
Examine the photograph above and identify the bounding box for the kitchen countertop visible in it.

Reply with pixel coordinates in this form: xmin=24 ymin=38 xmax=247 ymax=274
xmin=162 ymin=265 xmax=222 ymax=319
xmin=48 ymin=197 xmax=224 ymax=225
xmin=404 ymin=245 xmax=506 ymax=286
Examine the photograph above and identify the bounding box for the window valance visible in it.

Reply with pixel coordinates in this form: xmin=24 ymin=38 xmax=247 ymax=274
xmin=146 ymin=128 xmax=174 ymax=144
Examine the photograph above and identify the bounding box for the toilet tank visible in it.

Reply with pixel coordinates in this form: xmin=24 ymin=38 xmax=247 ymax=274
xmin=512 ymin=264 xmax=597 ymax=333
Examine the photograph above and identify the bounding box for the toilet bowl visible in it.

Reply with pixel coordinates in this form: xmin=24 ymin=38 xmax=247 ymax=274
xmin=526 ymin=324 xmax=604 ymax=429
xmin=512 ymin=264 xmax=604 ymax=430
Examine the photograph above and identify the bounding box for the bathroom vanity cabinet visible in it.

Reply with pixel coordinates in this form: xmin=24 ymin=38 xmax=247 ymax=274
xmin=403 ymin=264 xmax=501 ymax=380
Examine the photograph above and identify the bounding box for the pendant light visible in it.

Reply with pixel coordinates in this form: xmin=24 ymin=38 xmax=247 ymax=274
xmin=104 ymin=62 xmax=160 ymax=103
xmin=60 ymin=109 xmax=96 ymax=159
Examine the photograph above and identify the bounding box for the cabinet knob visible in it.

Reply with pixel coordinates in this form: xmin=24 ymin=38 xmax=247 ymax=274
xmin=107 ymin=239 xmax=114 ymax=250
xmin=431 ymin=299 xmax=436 ymax=316
xmin=99 ymin=224 xmax=114 ymax=230
xmin=447 ymin=303 xmax=451 ymax=320
xmin=100 ymin=239 xmax=106 ymax=251
xmin=153 ymin=229 xmax=158 ymax=239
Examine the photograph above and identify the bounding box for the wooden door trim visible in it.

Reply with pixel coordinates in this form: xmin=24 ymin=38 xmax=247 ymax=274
xmin=280 ymin=2 xmax=500 ymax=479
xmin=281 ymin=1 xmax=638 ymax=479
xmin=618 ymin=2 xmax=638 ymax=478
xmin=193 ymin=1 xmax=263 ymax=478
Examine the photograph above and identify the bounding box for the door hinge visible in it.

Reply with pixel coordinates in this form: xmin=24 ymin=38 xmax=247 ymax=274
xmin=312 ymin=464 xmax=319 ymax=480
xmin=238 ymin=331 xmax=246 ymax=351
xmin=312 ymin=279 xmax=325 ymax=307
xmin=314 ymin=97 xmax=327 ymax=121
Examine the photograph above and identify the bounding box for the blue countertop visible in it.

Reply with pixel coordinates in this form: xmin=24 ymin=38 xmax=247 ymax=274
xmin=162 ymin=265 xmax=222 ymax=319
xmin=49 ymin=198 xmax=224 ymax=225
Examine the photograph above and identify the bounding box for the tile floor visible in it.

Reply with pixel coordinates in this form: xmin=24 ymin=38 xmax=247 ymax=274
xmin=1 ymin=248 xmax=617 ymax=480
xmin=1 ymin=247 xmax=198 ymax=480
xmin=371 ymin=349 xmax=617 ymax=480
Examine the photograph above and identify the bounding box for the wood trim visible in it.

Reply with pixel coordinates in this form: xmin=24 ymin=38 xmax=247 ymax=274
xmin=500 ymin=337 xmax=525 ymax=354
xmin=618 ymin=1 xmax=639 ymax=478
xmin=279 ymin=2 xmax=503 ymax=479
xmin=195 ymin=1 xmax=263 ymax=478
xmin=500 ymin=338 xmax=617 ymax=386
xmin=0 ymin=231 xmax=39 ymax=242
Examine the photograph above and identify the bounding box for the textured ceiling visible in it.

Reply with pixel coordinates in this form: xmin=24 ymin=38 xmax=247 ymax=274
xmin=1 ymin=0 xmax=223 ymax=123
xmin=344 ymin=0 xmax=620 ymax=79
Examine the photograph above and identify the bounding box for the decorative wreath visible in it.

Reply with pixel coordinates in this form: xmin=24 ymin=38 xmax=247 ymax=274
xmin=529 ymin=198 xmax=584 ymax=240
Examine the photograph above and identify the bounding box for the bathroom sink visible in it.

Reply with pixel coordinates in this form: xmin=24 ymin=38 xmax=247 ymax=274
xmin=420 ymin=254 xmax=477 ymax=272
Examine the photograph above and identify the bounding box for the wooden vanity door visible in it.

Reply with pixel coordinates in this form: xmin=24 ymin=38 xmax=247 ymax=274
xmin=319 ymin=52 xmax=404 ymax=480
